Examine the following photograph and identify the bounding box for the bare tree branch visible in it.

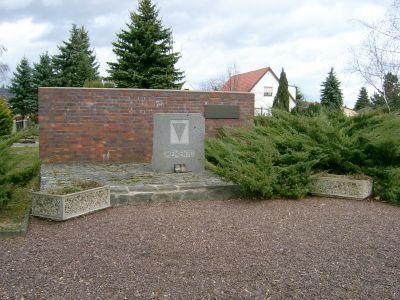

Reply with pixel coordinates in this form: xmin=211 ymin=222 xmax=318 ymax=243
xmin=349 ymin=0 xmax=400 ymax=111
xmin=0 ymin=45 xmax=9 ymax=83
xmin=199 ymin=63 xmax=240 ymax=91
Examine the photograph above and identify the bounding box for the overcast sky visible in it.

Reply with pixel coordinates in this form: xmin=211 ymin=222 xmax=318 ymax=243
xmin=0 ymin=0 xmax=392 ymax=107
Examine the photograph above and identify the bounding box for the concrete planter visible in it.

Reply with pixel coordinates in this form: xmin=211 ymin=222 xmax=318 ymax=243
xmin=32 ymin=186 xmax=110 ymax=221
xmin=310 ymin=174 xmax=373 ymax=200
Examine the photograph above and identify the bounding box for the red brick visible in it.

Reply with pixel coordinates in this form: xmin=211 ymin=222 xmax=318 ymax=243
xmin=39 ymin=88 xmax=254 ymax=163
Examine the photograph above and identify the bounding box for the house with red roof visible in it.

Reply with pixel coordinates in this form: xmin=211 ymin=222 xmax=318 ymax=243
xmin=221 ymin=67 xmax=296 ymax=115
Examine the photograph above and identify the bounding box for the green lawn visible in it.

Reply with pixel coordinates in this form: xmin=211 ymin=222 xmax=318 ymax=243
xmin=0 ymin=146 xmax=39 ymax=231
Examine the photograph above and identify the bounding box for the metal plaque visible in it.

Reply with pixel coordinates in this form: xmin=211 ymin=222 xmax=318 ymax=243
xmin=204 ymin=105 xmax=240 ymax=119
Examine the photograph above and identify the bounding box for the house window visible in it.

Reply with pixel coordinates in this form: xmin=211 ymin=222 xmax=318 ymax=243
xmin=264 ymin=86 xmax=273 ymax=97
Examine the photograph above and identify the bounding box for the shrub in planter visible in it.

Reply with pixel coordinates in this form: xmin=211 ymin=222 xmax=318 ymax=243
xmin=310 ymin=173 xmax=373 ymax=200
xmin=32 ymin=181 xmax=110 ymax=221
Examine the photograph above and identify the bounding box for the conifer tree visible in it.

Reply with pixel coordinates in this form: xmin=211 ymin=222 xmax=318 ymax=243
xmin=9 ymin=57 xmax=36 ymax=118
xmin=383 ymin=73 xmax=400 ymax=110
xmin=53 ymin=24 xmax=99 ymax=87
xmin=291 ymin=86 xmax=307 ymax=115
xmin=0 ymin=97 xmax=13 ymax=136
xmin=371 ymin=92 xmax=386 ymax=110
xmin=295 ymin=86 xmax=305 ymax=102
xmin=108 ymin=0 xmax=184 ymax=88
xmin=320 ymin=68 xmax=343 ymax=110
xmin=354 ymin=87 xmax=370 ymax=111
xmin=371 ymin=73 xmax=400 ymax=111
xmin=32 ymin=52 xmax=55 ymax=88
xmin=272 ymin=69 xmax=290 ymax=111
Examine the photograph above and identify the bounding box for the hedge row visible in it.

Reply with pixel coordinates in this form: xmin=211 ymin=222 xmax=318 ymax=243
xmin=206 ymin=110 xmax=400 ymax=204
xmin=0 ymin=127 xmax=40 ymax=209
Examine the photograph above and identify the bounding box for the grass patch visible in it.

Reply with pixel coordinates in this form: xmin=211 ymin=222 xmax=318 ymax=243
xmin=0 ymin=135 xmax=40 ymax=230
xmin=0 ymin=180 xmax=37 ymax=230
xmin=44 ymin=180 xmax=101 ymax=195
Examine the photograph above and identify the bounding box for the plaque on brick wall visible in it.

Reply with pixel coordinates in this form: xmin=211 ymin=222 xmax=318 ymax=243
xmin=152 ymin=113 xmax=205 ymax=172
xmin=204 ymin=105 xmax=239 ymax=119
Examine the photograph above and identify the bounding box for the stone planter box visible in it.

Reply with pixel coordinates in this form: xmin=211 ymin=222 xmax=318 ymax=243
xmin=32 ymin=186 xmax=110 ymax=221
xmin=310 ymin=174 xmax=373 ymax=200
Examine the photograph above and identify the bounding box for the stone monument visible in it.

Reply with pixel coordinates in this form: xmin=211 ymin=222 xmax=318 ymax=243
xmin=152 ymin=113 xmax=205 ymax=173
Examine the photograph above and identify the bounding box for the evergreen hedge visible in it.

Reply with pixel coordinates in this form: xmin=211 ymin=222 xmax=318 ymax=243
xmin=0 ymin=127 xmax=40 ymax=209
xmin=0 ymin=97 xmax=13 ymax=136
xmin=206 ymin=109 xmax=400 ymax=204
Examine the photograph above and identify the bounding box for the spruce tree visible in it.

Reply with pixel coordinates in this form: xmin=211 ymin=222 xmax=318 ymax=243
xmin=354 ymin=87 xmax=370 ymax=111
xmin=291 ymin=86 xmax=306 ymax=115
xmin=383 ymin=73 xmax=400 ymax=110
xmin=370 ymin=73 xmax=400 ymax=111
xmin=371 ymin=92 xmax=387 ymax=110
xmin=53 ymin=24 xmax=99 ymax=87
xmin=320 ymin=68 xmax=343 ymax=110
xmin=32 ymin=52 xmax=55 ymax=88
xmin=9 ymin=57 xmax=36 ymax=118
xmin=108 ymin=0 xmax=184 ymax=88
xmin=295 ymin=86 xmax=305 ymax=102
xmin=272 ymin=69 xmax=290 ymax=112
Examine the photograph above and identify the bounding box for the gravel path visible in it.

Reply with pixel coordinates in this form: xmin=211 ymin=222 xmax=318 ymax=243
xmin=1 ymin=197 xmax=400 ymax=299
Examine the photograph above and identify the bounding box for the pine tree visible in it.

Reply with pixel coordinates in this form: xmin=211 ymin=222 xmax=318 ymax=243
xmin=320 ymin=68 xmax=343 ymax=110
xmin=108 ymin=0 xmax=184 ymax=88
xmin=32 ymin=52 xmax=55 ymax=88
xmin=8 ymin=57 xmax=36 ymax=118
xmin=291 ymin=86 xmax=306 ymax=115
xmin=354 ymin=87 xmax=370 ymax=111
xmin=383 ymin=73 xmax=400 ymax=110
xmin=53 ymin=24 xmax=99 ymax=87
xmin=272 ymin=69 xmax=290 ymax=112
xmin=371 ymin=92 xmax=386 ymax=109
xmin=295 ymin=86 xmax=305 ymax=102
xmin=370 ymin=73 xmax=400 ymax=111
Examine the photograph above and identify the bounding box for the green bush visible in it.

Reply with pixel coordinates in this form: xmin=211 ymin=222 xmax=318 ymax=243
xmin=0 ymin=97 xmax=13 ymax=136
xmin=206 ymin=109 xmax=400 ymax=203
xmin=0 ymin=127 xmax=40 ymax=209
xmin=0 ymin=187 xmax=12 ymax=207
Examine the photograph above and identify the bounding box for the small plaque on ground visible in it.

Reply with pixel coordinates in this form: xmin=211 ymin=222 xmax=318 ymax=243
xmin=152 ymin=113 xmax=205 ymax=173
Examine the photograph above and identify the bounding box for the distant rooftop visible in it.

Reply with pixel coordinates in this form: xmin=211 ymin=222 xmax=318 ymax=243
xmin=221 ymin=67 xmax=274 ymax=93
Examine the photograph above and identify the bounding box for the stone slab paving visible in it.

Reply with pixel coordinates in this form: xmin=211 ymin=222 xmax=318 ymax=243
xmin=41 ymin=163 xmax=238 ymax=205
xmin=11 ymin=142 xmax=39 ymax=148
xmin=41 ymin=163 xmax=229 ymax=189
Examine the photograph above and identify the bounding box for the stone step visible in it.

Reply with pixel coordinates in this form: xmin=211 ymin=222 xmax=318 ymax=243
xmin=110 ymin=182 xmax=240 ymax=206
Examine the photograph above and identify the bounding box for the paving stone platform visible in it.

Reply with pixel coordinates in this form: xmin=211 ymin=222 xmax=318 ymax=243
xmin=41 ymin=163 xmax=239 ymax=205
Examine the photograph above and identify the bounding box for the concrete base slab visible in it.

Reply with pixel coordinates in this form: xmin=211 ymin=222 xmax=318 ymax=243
xmin=40 ymin=163 xmax=240 ymax=206
xmin=110 ymin=183 xmax=240 ymax=206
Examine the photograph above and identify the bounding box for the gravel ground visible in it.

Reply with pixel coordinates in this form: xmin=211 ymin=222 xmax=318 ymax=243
xmin=1 ymin=197 xmax=400 ymax=299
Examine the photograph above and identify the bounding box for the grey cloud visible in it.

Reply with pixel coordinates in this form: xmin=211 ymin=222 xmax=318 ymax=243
xmin=0 ymin=0 xmax=394 ymax=104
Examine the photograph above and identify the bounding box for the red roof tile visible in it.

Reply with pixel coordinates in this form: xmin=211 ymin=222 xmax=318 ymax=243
xmin=220 ymin=67 xmax=276 ymax=92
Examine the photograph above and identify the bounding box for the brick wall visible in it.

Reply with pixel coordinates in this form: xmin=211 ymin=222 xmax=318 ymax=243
xmin=39 ymin=88 xmax=254 ymax=163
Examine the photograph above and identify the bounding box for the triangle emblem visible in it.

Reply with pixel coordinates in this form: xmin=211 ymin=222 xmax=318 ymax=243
xmin=173 ymin=123 xmax=186 ymax=142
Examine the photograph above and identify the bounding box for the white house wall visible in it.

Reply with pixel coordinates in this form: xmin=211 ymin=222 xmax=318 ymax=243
xmin=288 ymin=86 xmax=296 ymax=110
xmin=251 ymin=71 xmax=296 ymax=114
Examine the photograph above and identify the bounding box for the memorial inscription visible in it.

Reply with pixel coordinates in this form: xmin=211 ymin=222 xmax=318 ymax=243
xmin=152 ymin=113 xmax=205 ymax=173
